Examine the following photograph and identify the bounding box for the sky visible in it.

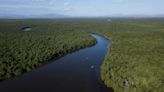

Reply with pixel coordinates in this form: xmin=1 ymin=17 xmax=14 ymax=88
xmin=0 ymin=0 xmax=164 ymax=17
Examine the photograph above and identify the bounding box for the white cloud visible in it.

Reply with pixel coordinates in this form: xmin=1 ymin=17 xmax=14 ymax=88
xmin=64 ymin=7 xmax=72 ymax=11
xmin=63 ymin=2 xmax=72 ymax=11
xmin=64 ymin=2 xmax=70 ymax=6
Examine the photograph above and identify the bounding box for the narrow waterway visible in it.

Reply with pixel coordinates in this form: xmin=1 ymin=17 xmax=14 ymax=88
xmin=0 ymin=33 xmax=113 ymax=92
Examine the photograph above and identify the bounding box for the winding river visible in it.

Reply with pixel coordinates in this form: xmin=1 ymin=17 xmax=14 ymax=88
xmin=0 ymin=34 xmax=113 ymax=92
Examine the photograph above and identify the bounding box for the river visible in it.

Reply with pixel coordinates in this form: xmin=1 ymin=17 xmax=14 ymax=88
xmin=0 ymin=33 xmax=113 ymax=92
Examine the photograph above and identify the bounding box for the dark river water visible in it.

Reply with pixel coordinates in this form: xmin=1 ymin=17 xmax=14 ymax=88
xmin=0 ymin=34 xmax=113 ymax=92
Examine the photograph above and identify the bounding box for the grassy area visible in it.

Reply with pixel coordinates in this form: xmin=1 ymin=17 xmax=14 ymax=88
xmin=0 ymin=19 xmax=164 ymax=92
xmin=0 ymin=19 xmax=96 ymax=81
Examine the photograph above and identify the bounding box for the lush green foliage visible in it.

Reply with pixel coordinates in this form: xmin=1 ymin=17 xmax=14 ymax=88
xmin=62 ymin=18 xmax=164 ymax=92
xmin=96 ymin=19 xmax=164 ymax=92
xmin=50 ymin=18 xmax=164 ymax=92
xmin=0 ymin=19 xmax=96 ymax=80
xmin=0 ymin=19 xmax=164 ymax=92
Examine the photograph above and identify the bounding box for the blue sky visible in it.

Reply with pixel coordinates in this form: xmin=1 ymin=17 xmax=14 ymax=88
xmin=0 ymin=0 xmax=164 ymax=17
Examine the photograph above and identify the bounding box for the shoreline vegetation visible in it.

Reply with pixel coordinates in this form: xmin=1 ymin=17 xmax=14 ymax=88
xmin=94 ymin=20 xmax=164 ymax=92
xmin=0 ymin=20 xmax=96 ymax=81
xmin=0 ymin=18 xmax=164 ymax=92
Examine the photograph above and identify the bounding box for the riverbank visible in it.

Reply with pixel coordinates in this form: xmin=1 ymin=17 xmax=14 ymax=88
xmin=0 ymin=34 xmax=112 ymax=92
xmin=0 ymin=19 xmax=163 ymax=92
xmin=94 ymin=20 xmax=164 ymax=92
xmin=0 ymin=20 xmax=96 ymax=81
